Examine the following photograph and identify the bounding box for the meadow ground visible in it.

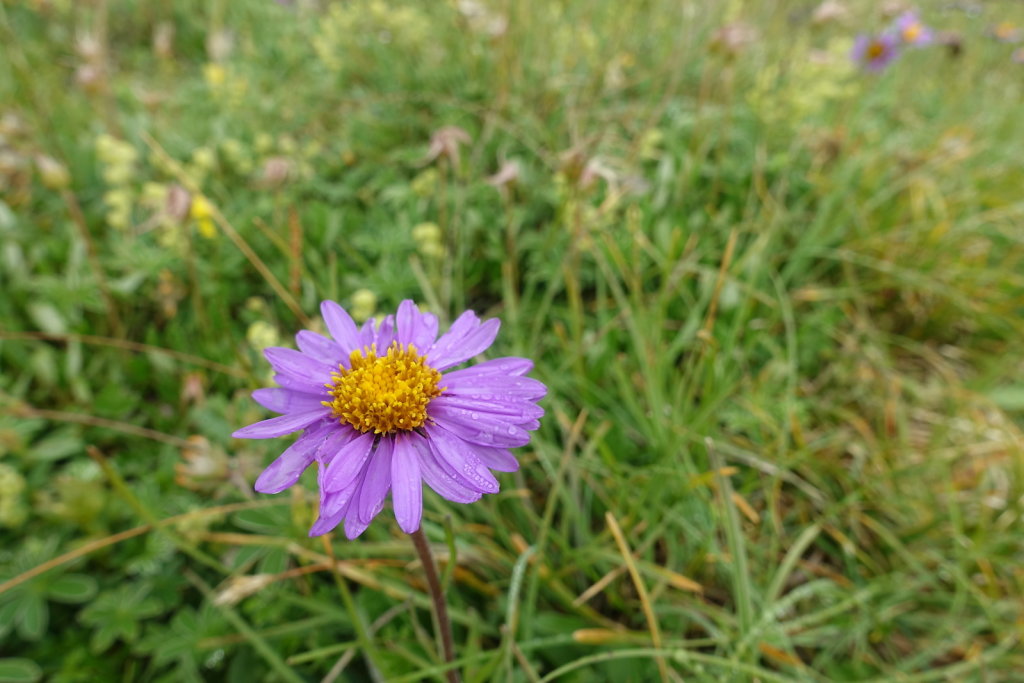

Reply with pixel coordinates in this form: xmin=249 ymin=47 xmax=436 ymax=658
xmin=2 ymin=1 xmax=1024 ymax=681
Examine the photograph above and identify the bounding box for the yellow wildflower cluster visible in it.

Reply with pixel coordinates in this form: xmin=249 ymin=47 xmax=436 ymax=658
xmin=412 ymin=221 xmax=444 ymax=259
xmin=203 ymin=62 xmax=248 ymax=108
xmin=350 ymin=289 xmax=377 ymax=322
xmin=749 ymin=40 xmax=857 ymax=125
xmin=96 ymin=134 xmax=139 ymax=230
xmin=312 ymin=0 xmax=432 ymax=72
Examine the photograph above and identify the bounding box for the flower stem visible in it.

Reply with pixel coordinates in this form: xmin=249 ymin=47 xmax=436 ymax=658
xmin=410 ymin=527 xmax=460 ymax=683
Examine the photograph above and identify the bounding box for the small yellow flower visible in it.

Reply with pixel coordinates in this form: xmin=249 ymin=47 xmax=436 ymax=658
xmin=190 ymin=195 xmax=218 ymax=239
xmin=246 ymin=320 xmax=280 ymax=351
xmin=203 ymin=63 xmax=227 ymax=89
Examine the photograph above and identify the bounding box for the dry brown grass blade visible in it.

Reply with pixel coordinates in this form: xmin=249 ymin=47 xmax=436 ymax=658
xmin=0 ymin=330 xmax=247 ymax=377
xmin=605 ymin=511 xmax=670 ymax=683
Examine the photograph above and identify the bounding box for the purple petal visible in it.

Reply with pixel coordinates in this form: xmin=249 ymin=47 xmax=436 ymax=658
xmin=424 ymin=424 xmax=499 ymax=494
xmin=517 ymin=419 xmax=541 ymax=432
xmin=273 ymin=372 xmax=327 ymax=393
xmin=410 ymin=435 xmax=483 ymax=503
xmin=323 ymin=431 xmax=376 ymax=492
xmin=254 ymin=423 xmax=333 ymax=493
xmin=321 ymin=301 xmax=360 ymax=351
xmin=232 ymin=408 xmax=330 ymax=439
xmin=375 ymin=315 xmax=396 ymax=349
xmin=442 ymin=357 xmax=534 ymax=379
xmin=296 ymin=330 xmax=345 ymax=367
xmin=468 ymin=443 xmax=520 ymax=473
xmin=358 ymin=318 xmax=377 ymax=348
xmin=428 ymin=311 xmax=500 ymax=371
xmin=442 ymin=373 xmax=547 ymax=400
xmin=264 ymin=347 xmax=335 ymax=385
xmin=428 ymin=404 xmax=531 ymax=448
xmin=344 ymin=511 xmax=373 ymax=539
xmin=431 ymin=395 xmax=545 ymax=422
xmin=391 ymin=433 xmax=423 ymax=533
xmin=252 ymin=388 xmax=327 ymax=414
xmin=396 ymin=300 xmax=439 ymax=352
xmin=310 ymin=470 xmax=361 ymax=537
xmin=356 ymin=438 xmax=393 ymax=524
xmin=314 ymin=425 xmax=361 ymax=467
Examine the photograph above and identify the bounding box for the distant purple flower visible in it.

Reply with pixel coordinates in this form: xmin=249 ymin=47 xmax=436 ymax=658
xmin=233 ymin=300 xmax=546 ymax=539
xmin=852 ymin=33 xmax=900 ymax=71
xmin=893 ymin=11 xmax=933 ymax=46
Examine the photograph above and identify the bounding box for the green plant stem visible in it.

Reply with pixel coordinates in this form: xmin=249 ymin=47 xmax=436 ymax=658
xmin=410 ymin=526 xmax=460 ymax=683
xmin=320 ymin=536 xmax=386 ymax=682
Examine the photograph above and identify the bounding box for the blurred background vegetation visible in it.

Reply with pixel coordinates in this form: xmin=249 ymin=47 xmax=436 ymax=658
xmin=2 ymin=0 xmax=1024 ymax=680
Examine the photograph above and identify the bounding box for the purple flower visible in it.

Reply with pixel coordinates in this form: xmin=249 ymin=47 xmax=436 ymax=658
xmin=851 ymin=33 xmax=900 ymax=72
xmin=233 ymin=300 xmax=546 ymax=539
xmin=892 ymin=11 xmax=933 ymax=47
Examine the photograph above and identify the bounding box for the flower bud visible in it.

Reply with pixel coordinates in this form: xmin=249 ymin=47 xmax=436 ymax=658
xmin=35 ymin=155 xmax=70 ymax=190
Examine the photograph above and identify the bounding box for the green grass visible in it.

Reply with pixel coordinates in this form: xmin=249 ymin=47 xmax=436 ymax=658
xmin=2 ymin=0 xmax=1024 ymax=680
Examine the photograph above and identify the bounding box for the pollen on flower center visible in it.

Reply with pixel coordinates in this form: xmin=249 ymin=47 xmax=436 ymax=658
xmin=324 ymin=342 xmax=443 ymax=434
xmin=867 ymin=41 xmax=886 ymax=59
xmin=903 ymin=24 xmax=921 ymax=42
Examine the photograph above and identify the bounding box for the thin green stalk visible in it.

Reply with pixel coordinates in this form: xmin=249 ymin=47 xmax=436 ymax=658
xmin=707 ymin=439 xmax=755 ymax=651
xmin=319 ymin=535 xmax=386 ymax=683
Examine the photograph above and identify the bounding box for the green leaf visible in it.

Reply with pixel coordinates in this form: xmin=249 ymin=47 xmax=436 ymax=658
xmin=0 ymin=601 xmax=18 ymax=639
xmin=29 ymin=429 xmax=83 ymax=462
xmin=26 ymin=302 xmax=67 ymax=335
xmin=16 ymin=596 xmax=47 ymax=641
xmin=989 ymin=385 xmax=1024 ymax=411
xmin=0 ymin=658 xmax=43 ymax=683
xmin=47 ymin=574 xmax=98 ymax=604
xmin=232 ymin=507 xmax=290 ymax=535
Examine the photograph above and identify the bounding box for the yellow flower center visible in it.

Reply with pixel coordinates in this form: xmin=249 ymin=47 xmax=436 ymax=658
xmin=902 ymin=24 xmax=921 ymax=42
xmin=867 ymin=41 xmax=886 ymax=59
xmin=324 ymin=342 xmax=443 ymax=434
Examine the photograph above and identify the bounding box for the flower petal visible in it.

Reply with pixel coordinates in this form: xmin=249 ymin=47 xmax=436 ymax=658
xmin=425 ymin=424 xmax=499 ymax=494
xmin=296 ymin=330 xmax=345 ymax=367
xmin=273 ymin=372 xmax=326 ymax=393
xmin=375 ymin=315 xmax=396 ymax=349
xmin=412 ymin=435 xmax=483 ymax=504
xmin=428 ymin=404 xmax=531 ymax=448
xmin=442 ymin=373 xmax=547 ymax=400
xmin=254 ymin=423 xmax=333 ymax=493
xmin=391 ymin=433 xmax=423 ymax=533
xmin=314 ymin=425 xmax=361 ymax=467
xmin=358 ymin=318 xmax=377 ymax=348
xmin=252 ymin=388 xmax=326 ymax=414
xmin=321 ymin=301 xmax=360 ymax=351
xmin=441 ymin=357 xmax=534 ymax=379
xmin=428 ymin=311 xmax=500 ymax=370
xmin=323 ymin=431 xmax=376 ymax=492
xmin=431 ymin=395 xmax=545 ymax=422
xmin=232 ymin=408 xmax=330 ymax=439
xmin=264 ymin=347 xmax=335 ymax=385
xmin=467 ymin=444 xmax=520 ymax=473
xmin=310 ymin=470 xmax=361 ymax=537
xmin=357 ymin=438 xmax=393 ymax=524
xmin=396 ymin=300 xmax=439 ymax=352
xmin=344 ymin=511 xmax=373 ymax=539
